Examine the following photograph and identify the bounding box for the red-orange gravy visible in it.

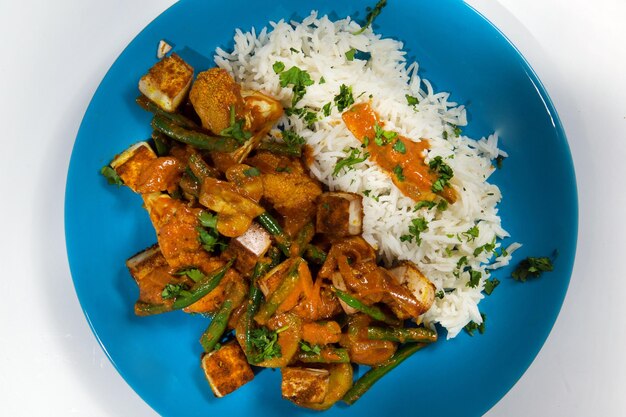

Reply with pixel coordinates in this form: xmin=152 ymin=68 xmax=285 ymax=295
xmin=342 ymin=103 xmax=456 ymax=203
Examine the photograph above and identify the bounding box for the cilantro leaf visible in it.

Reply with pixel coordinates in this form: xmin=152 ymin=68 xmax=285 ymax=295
xmin=428 ymin=156 xmax=454 ymax=193
xmin=272 ymin=61 xmax=285 ymax=74
xmin=405 ymin=94 xmax=419 ymax=106
xmin=243 ymin=167 xmax=260 ymax=177
xmin=322 ymin=102 xmax=333 ymax=117
xmin=464 ymin=313 xmax=486 ymax=336
xmin=279 ymin=66 xmax=314 ymax=106
xmin=512 ymin=257 xmax=554 ymax=282
xmin=483 ymin=278 xmax=500 ymax=295
xmin=334 ymin=84 xmax=355 ymax=112
xmin=393 ymin=165 xmax=405 ymax=181
xmin=219 ymin=105 xmax=251 ymax=143
xmin=353 ymin=0 xmax=388 ymax=35
xmin=250 ymin=327 xmax=283 ymax=364
xmin=333 ymin=147 xmax=369 ymax=176
xmin=345 ymin=48 xmax=357 ymax=61
xmin=392 ymin=139 xmax=406 ymax=154
xmin=466 ymin=268 xmax=482 ymax=288
xmin=299 ymin=340 xmax=322 ymax=355
xmin=173 ymin=268 xmax=206 ymax=283
xmin=401 ymin=217 xmax=429 ymax=245
xmin=414 ymin=200 xmax=437 ymax=211
xmin=161 ymin=283 xmax=190 ymax=300
xmin=285 ymin=106 xmax=318 ymax=127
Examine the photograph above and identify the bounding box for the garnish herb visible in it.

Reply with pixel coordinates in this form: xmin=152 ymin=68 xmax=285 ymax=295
xmin=483 ymin=278 xmax=500 ymax=295
xmin=466 ymin=268 xmax=482 ymax=288
xmin=462 ymin=225 xmax=479 ymax=242
xmin=249 ymin=326 xmax=284 ymax=363
xmin=473 ymin=238 xmax=496 ymax=256
xmin=400 ymin=217 xmax=428 ymax=245
xmin=456 ymin=256 xmax=468 ymax=269
xmin=100 ymin=166 xmax=123 ymax=186
xmin=454 ymin=126 xmax=462 ymax=137
xmin=319 ymin=76 xmax=326 ymax=84
xmin=393 ymin=165 xmax=405 ymax=181
xmin=512 ymin=256 xmax=554 ymax=282
xmin=278 ymin=65 xmax=315 ymax=106
xmin=220 ymin=105 xmax=252 ymax=143
xmin=464 ymin=313 xmax=486 ymax=336
xmin=345 ymin=48 xmax=357 ymax=61
xmin=333 ymin=147 xmax=369 ymax=176
xmin=322 ymin=102 xmax=333 ymax=117
xmin=414 ymin=200 xmax=437 ymax=211
xmin=363 ymin=189 xmax=380 ymax=202
xmin=373 ymin=123 xmax=398 ymax=146
xmin=282 ymin=130 xmax=306 ymax=148
xmin=435 ymin=290 xmax=445 ymax=299
xmin=197 ymin=211 xmax=225 ymax=253
xmin=428 ymin=156 xmax=454 ymax=193
xmin=436 ymin=199 xmax=448 ymax=211
xmin=353 ymin=0 xmax=388 ymax=35
xmin=334 ymin=84 xmax=355 ymax=112
xmin=285 ymin=107 xmax=318 ymax=127
xmin=173 ymin=268 xmax=205 ymax=283
xmin=275 ymin=166 xmax=292 ymax=173
xmin=161 ymin=283 xmax=190 ymax=300
xmin=392 ymin=139 xmax=406 ymax=154
xmin=272 ymin=61 xmax=285 ymax=74
xmin=405 ymin=94 xmax=419 ymax=106
xmin=243 ymin=167 xmax=261 ymax=177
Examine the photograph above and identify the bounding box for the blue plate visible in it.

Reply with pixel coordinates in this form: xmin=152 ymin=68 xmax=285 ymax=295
xmin=65 ymin=0 xmax=577 ymax=415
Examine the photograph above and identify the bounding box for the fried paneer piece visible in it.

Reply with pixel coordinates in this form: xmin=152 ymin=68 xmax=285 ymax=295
xmin=281 ymin=367 xmax=330 ymax=405
xmin=189 ymin=68 xmax=245 ymax=134
xmin=316 ymin=192 xmax=363 ymax=238
xmin=139 ymin=53 xmax=194 ymax=112
xmin=247 ymin=151 xmax=322 ymax=235
xmin=388 ymin=261 xmax=436 ymax=318
xmin=201 ymin=342 xmax=254 ymax=397
xmin=109 ymin=142 xmax=157 ymax=192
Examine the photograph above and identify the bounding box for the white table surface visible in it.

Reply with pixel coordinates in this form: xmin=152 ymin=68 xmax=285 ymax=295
xmin=2 ymin=0 xmax=624 ymax=415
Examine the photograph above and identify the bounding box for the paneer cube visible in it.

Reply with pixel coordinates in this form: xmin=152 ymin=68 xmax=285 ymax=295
xmin=110 ymin=142 xmax=157 ymax=193
xmin=316 ymin=192 xmax=363 ymax=238
xmin=224 ymin=222 xmax=271 ymax=274
xmin=201 ymin=342 xmax=254 ymax=397
xmin=281 ymin=367 xmax=330 ymax=405
xmin=126 ymin=244 xmax=176 ymax=315
xmin=138 ymin=53 xmax=193 ymax=112
xmin=389 ymin=261 xmax=436 ymax=316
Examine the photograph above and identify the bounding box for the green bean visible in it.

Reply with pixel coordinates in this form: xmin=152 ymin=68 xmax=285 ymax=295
xmin=255 ymin=258 xmax=303 ymax=325
xmin=151 ymin=115 xmax=240 ymax=153
xmin=134 ymin=302 xmax=171 ymax=316
xmin=188 ymin=153 xmax=216 ymax=182
xmin=296 ymin=347 xmax=350 ymax=364
xmin=304 ymin=244 xmax=327 ymax=264
xmin=172 ymin=259 xmax=235 ymax=310
xmin=151 ymin=130 xmax=171 ymax=156
xmin=136 ymin=95 xmax=198 ymax=129
xmin=331 ymin=287 xmax=400 ymax=326
xmin=199 ymin=282 xmax=245 ymax=352
xmin=342 ymin=343 xmax=427 ymax=405
xmin=257 ymin=212 xmax=291 ymax=257
xmin=366 ymin=326 xmax=437 ymax=343
xmin=244 ymin=262 xmax=271 ymax=359
xmin=257 ymin=141 xmax=302 ymax=157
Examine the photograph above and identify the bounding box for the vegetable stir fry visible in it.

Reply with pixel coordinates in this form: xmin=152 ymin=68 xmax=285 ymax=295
xmin=104 ymin=51 xmax=438 ymax=409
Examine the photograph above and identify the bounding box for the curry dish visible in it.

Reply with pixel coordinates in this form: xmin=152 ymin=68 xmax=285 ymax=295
xmin=103 ymin=51 xmax=442 ymax=409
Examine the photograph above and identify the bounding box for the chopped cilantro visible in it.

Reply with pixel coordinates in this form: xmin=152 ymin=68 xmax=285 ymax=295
xmin=406 ymin=94 xmax=419 ymax=106
xmin=473 ymin=239 xmax=496 ymax=256
xmin=400 ymin=217 xmax=428 ymax=245
xmin=462 ymin=225 xmax=479 ymax=242
xmin=322 ymin=102 xmax=333 ymax=117
xmin=319 ymin=76 xmax=326 ymax=84
xmin=173 ymin=268 xmax=205 ymax=283
xmin=100 ymin=166 xmax=123 ymax=186
xmin=199 ymin=211 xmax=218 ymax=229
xmin=393 ymin=165 xmax=405 ymax=181
xmin=345 ymin=48 xmax=357 ymax=61
xmin=428 ymin=156 xmax=454 ymax=193
xmin=466 ymin=268 xmax=482 ymax=288
xmin=279 ymin=66 xmax=314 ymax=106
xmin=197 ymin=211 xmax=225 ymax=253
xmin=483 ymin=278 xmax=500 ymax=295
xmin=282 ymin=130 xmax=306 ymax=148
xmin=333 ymin=147 xmax=369 ymax=176
xmin=392 ymin=139 xmax=406 ymax=154
xmin=249 ymin=327 xmax=283 ymax=364
xmin=435 ymin=290 xmax=445 ymax=299
xmin=464 ymin=313 xmax=486 ymax=336
xmin=272 ymin=61 xmax=285 ymax=74
xmin=285 ymin=107 xmax=318 ymax=127
xmin=161 ymin=283 xmax=190 ymax=300
xmin=414 ymin=200 xmax=437 ymax=210
xmin=437 ymin=199 xmax=448 ymax=211
xmin=512 ymin=256 xmax=554 ymax=282
xmin=220 ymin=105 xmax=251 ymax=143
xmin=275 ymin=166 xmax=292 ymax=173
xmin=334 ymin=84 xmax=355 ymax=112
xmin=456 ymin=256 xmax=468 ymax=269
xmin=353 ymin=0 xmax=388 ymax=35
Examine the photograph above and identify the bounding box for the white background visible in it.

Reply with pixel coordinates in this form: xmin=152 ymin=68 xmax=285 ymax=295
xmin=1 ymin=0 xmax=624 ymax=415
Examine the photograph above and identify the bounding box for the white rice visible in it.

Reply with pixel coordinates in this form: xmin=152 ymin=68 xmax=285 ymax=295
xmin=215 ymin=12 xmax=517 ymax=338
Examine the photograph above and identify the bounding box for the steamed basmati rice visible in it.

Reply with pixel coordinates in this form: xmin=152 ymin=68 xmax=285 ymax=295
xmin=216 ymin=12 xmax=517 ymax=338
